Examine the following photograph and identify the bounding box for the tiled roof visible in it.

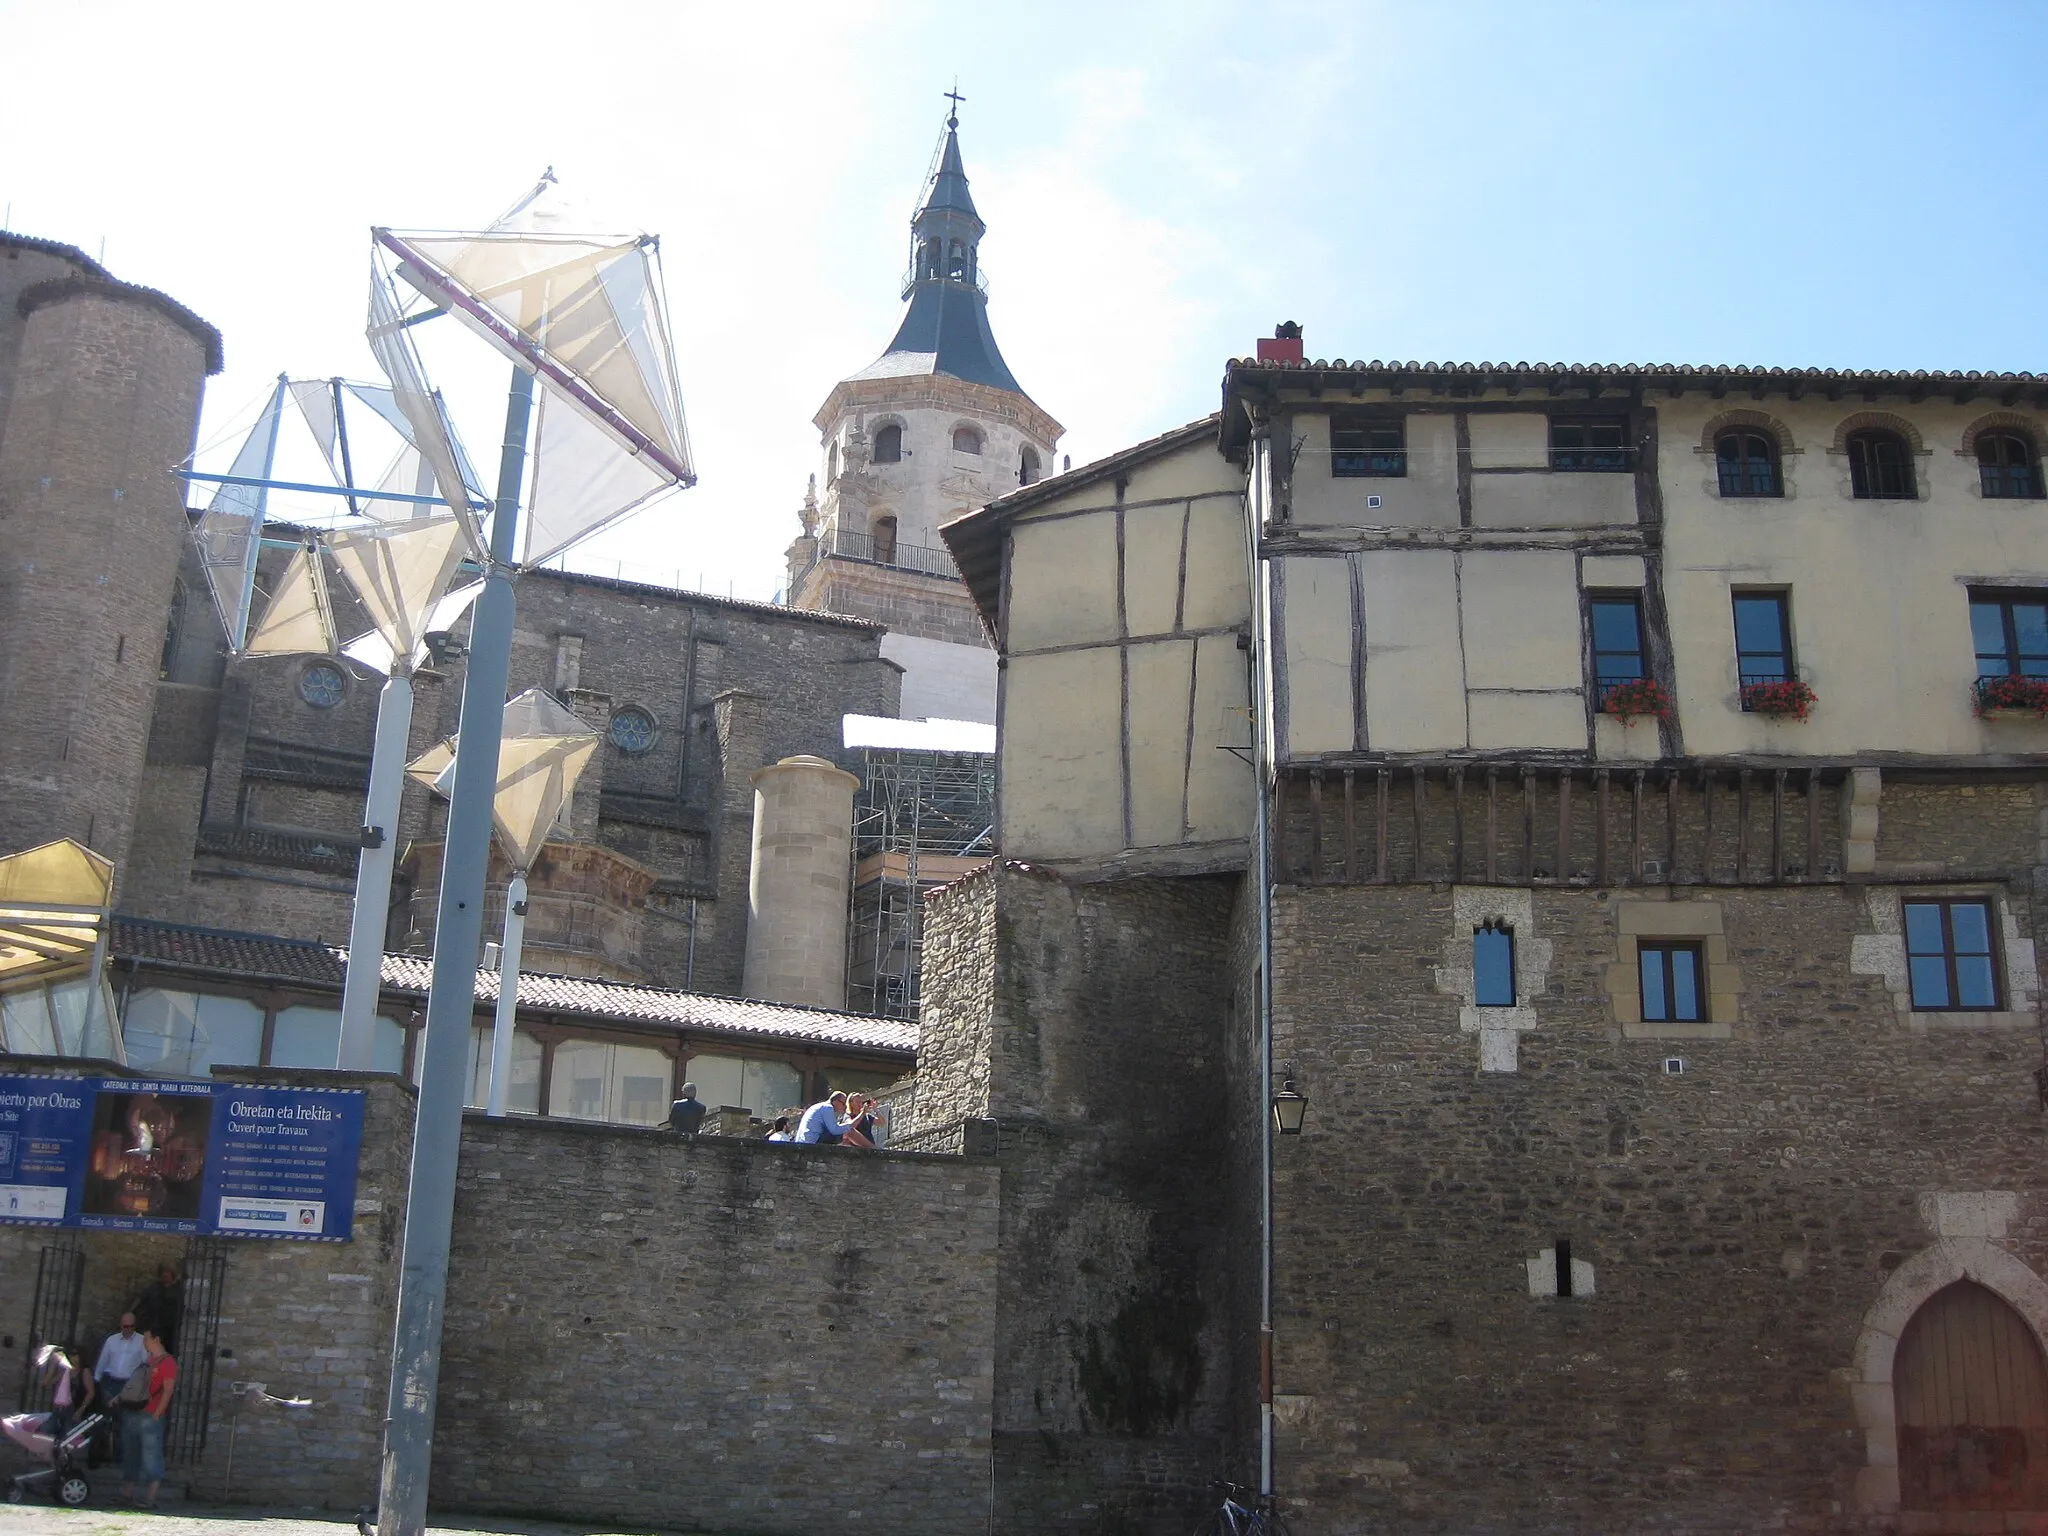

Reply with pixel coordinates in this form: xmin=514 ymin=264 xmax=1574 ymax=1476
xmin=112 ymin=916 xmax=915 ymax=1055
xmin=2 ymin=230 xmax=111 ymax=279
xmin=1225 ymin=357 xmax=2048 ymax=399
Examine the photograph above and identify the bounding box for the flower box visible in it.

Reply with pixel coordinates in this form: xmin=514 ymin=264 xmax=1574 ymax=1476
xmin=1598 ymin=678 xmax=1672 ymax=723
xmin=1740 ymin=679 xmax=1817 ymax=720
xmin=1973 ymin=675 xmax=2048 ymax=718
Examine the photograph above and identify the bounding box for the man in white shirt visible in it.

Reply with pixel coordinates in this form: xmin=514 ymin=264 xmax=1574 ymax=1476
xmin=94 ymin=1313 xmax=145 ymax=1406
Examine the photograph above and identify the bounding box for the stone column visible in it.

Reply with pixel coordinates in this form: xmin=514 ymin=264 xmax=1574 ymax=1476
xmin=743 ymin=754 xmax=858 ymax=1009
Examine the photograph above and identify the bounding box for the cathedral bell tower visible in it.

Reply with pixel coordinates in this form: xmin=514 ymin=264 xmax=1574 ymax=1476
xmin=787 ymin=103 xmax=1062 ymax=725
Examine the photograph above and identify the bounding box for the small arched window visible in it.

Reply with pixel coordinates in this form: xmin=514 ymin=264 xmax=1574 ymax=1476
xmin=1474 ymin=923 xmax=1516 ymax=1007
xmin=1715 ymin=430 xmax=1780 ymax=497
xmin=947 ymin=239 xmax=966 ymax=280
xmin=871 ymin=515 xmax=898 ymax=566
xmin=827 ymin=441 xmax=840 ymax=483
xmin=1848 ymin=428 xmax=1916 ymax=500
xmin=952 ymin=425 xmax=983 ymax=455
xmin=872 ymin=424 xmax=902 ymax=464
xmin=1019 ymin=446 xmax=1041 ymax=486
xmin=1977 ymin=432 xmax=2043 ymax=499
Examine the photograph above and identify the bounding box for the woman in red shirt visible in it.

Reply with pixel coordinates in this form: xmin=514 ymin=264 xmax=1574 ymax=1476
xmin=119 ymin=1330 xmax=176 ymax=1509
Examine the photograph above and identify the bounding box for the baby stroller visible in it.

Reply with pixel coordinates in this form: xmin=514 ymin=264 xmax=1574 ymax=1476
xmin=2 ymin=1408 xmax=105 ymax=1506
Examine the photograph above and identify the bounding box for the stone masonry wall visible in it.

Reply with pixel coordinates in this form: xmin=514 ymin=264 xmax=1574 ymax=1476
xmin=931 ymin=863 xmax=1240 ymax=1535
xmin=902 ymin=862 xmax=998 ymax=1136
xmin=1266 ymin=871 xmax=2048 ymax=1534
xmin=432 ymin=1119 xmax=999 ymax=1533
xmin=0 ymin=1065 xmax=413 ymax=1512
xmin=0 ymin=1065 xmax=1000 ymax=1534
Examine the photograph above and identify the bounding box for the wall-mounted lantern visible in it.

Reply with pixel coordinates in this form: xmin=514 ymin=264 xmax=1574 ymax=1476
xmin=1271 ymin=1076 xmax=1309 ymax=1136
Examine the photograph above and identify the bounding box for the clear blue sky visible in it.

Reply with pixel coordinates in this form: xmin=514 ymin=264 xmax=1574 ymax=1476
xmin=3 ymin=0 xmax=2043 ymax=597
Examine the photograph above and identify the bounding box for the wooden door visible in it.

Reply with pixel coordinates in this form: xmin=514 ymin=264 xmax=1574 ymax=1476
xmin=1895 ymin=1280 xmax=2048 ymax=1512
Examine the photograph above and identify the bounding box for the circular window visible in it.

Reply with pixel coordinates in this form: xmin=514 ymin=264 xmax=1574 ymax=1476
xmin=299 ymin=661 xmax=346 ymax=708
xmin=609 ymin=706 xmax=657 ymax=754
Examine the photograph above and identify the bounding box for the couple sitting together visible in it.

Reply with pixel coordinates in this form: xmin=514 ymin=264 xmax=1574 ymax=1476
xmin=781 ymin=1090 xmax=882 ymax=1147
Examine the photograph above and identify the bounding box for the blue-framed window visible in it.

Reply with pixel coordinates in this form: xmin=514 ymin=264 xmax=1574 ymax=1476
xmin=1733 ymin=591 xmax=1793 ymax=695
xmin=1474 ymin=925 xmax=1516 ymax=1007
xmin=1639 ymin=941 xmax=1704 ymax=1023
xmin=1904 ymin=899 xmax=2000 ymax=1011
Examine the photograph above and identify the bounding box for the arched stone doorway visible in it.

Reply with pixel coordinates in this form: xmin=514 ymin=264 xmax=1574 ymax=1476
xmin=1849 ymin=1225 xmax=2048 ymax=1518
xmin=1894 ymin=1280 xmax=2048 ymax=1513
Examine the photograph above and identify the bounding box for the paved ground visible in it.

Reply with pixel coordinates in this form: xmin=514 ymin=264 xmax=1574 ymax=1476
xmin=0 ymin=1509 xmax=720 ymax=1536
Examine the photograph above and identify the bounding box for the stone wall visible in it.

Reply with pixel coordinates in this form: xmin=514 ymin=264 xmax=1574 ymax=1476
xmin=0 ymin=1064 xmax=1001 ymax=1534
xmin=1264 ymin=871 xmax=2048 ymax=1534
xmin=433 ymin=1117 xmax=999 ymax=1532
xmin=918 ymin=862 xmax=1241 ymax=1534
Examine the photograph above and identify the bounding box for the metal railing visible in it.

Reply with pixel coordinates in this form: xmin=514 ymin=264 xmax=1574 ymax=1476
xmin=812 ymin=527 xmax=962 ymax=580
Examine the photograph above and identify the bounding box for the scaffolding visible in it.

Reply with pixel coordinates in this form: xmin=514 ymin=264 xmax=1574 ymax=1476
xmin=848 ymin=747 xmax=994 ymax=1018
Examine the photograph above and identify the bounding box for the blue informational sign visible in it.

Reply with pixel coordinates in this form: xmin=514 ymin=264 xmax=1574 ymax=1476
xmin=0 ymin=1076 xmax=365 ymax=1242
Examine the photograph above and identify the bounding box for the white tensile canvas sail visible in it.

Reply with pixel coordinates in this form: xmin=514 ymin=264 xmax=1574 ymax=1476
xmin=367 ymin=255 xmax=493 ymax=553
xmin=404 ymin=689 xmax=599 ymax=869
xmin=373 ymin=212 xmax=694 ymax=566
xmin=242 ymin=541 xmax=338 ymax=658
xmin=326 ymin=517 xmax=469 ymax=663
xmin=193 ymin=386 xmax=287 ymax=648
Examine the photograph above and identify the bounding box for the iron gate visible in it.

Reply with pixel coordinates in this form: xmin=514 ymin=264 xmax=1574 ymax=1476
xmin=15 ymin=1234 xmax=84 ymax=1411
xmin=166 ymin=1237 xmax=227 ymax=1468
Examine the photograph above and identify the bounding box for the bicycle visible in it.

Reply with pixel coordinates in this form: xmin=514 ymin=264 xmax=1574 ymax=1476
xmin=1191 ymin=1478 xmax=1293 ymax=1535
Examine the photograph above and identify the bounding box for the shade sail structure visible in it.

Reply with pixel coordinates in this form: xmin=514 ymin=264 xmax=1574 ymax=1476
xmin=374 ymin=218 xmax=694 ymax=565
xmin=368 ymin=253 xmax=494 ymax=553
xmin=406 ymin=689 xmax=599 ymax=870
xmin=193 ymin=384 xmax=286 ymax=649
xmin=242 ymin=540 xmax=339 ymax=657
xmin=343 ymin=579 xmax=481 ymax=677
xmin=327 ymin=516 xmax=469 ymax=664
xmin=0 ymin=840 xmax=112 ymax=989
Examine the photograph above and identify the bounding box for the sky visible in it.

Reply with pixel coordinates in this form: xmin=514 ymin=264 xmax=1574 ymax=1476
xmin=5 ymin=0 xmax=2047 ymax=601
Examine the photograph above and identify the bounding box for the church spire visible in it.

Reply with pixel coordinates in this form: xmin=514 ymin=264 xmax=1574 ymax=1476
xmin=870 ymin=93 xmax=1027 ymax=398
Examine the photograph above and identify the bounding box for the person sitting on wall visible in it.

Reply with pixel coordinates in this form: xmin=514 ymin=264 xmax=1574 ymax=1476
xmin=119 ymin=1328 xmax=176 ymax=1511
xmin=93 ymin=1313 xmax=145 ymax=1413
xmin=131 ymin=1263 xmax=181 ymax=1355
xmin=840 ymin=1093 xmax=878 ymax=1150
xmin=763 ymin=1115 xmax=792 ymax=1142
xmin=796 ymin=1092 xmax=853 ymax=1145
xmin=667 ymin=1081 xmax=708 ymax=1138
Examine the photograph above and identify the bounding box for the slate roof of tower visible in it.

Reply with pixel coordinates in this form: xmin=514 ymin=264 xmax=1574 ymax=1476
xmin=925 ymin=122 xmax=978 ymax=219
xmin=849 ymin=119 xmax=1028 ymax=399
xmin=112 ymin=915 xmax=916 ymax=1055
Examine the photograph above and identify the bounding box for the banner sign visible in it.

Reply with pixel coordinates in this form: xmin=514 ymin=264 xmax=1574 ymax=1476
xmin=0 ymin=1076 xmax=365 ymax=1242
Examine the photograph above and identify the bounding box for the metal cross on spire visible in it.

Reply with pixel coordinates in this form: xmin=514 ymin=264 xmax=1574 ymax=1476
xmin=945 ymin=82 xmax=965 ymax=128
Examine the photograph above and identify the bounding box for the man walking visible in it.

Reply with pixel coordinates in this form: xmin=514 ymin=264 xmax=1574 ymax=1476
xmin=120 ymin=1328 xmax=176 ymax=1509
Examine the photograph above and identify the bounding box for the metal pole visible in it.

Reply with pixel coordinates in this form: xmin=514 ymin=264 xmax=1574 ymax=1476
xmin=485 ymin=872 xmax=527 ymax=1116
xmin=337 ymin=668 xmax=415 ymax=1069
xmin=377 ymin=364 xmax=533 ymax=1536
xmin=1246 ymin=418 xmax=1279 ymax=1508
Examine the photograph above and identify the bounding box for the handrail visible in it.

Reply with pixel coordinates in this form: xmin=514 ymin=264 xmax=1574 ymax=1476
xmin=811 ymin=527 xmax=962 ymax=580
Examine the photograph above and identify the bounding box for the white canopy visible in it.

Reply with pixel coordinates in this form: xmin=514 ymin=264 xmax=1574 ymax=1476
xmin=242 ymin=541 xmax=338 ymax=658
xmin=406 ymin=689 xmax=599 ymax=870
xmin=374 ymin=206 xmax=694 ymax=566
